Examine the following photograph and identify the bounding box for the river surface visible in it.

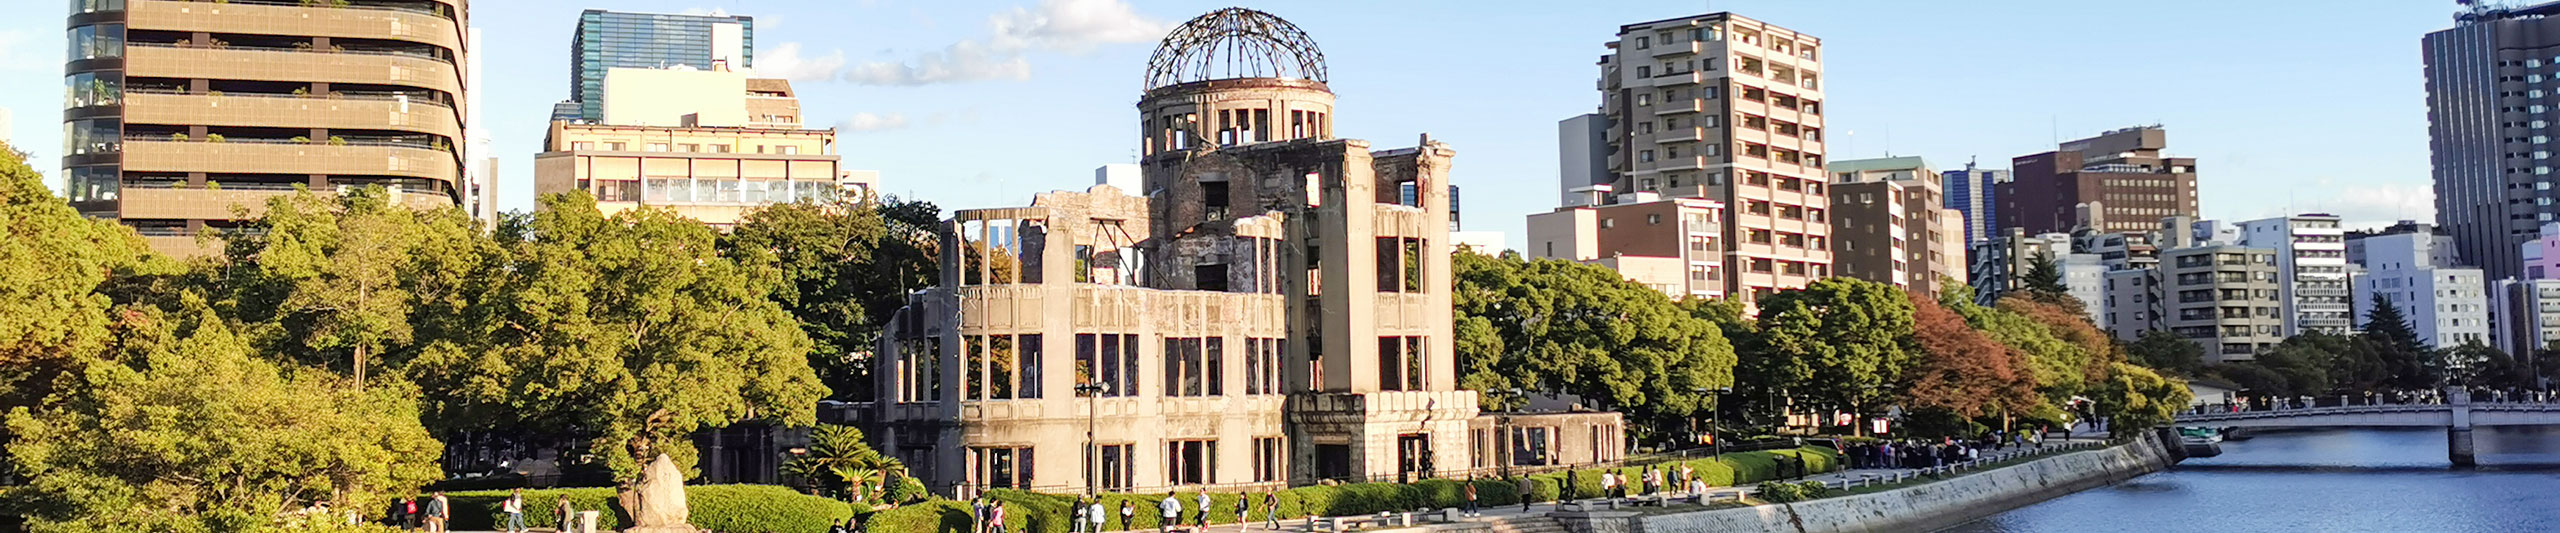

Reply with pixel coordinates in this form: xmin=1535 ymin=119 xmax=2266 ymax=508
xmin=1941 ymin=427 xmax=2560 ymax=533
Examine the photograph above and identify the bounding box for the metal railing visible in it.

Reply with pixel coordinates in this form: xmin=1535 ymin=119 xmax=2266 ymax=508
xmin=127 ymin=42 xmax=453 ymax=65
xmin=126 ymin=88 xmax=455 ymax=109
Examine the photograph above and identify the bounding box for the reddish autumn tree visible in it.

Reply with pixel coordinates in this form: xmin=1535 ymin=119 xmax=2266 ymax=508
xmin=1909 ymin=295 xmax=2039 ymax=420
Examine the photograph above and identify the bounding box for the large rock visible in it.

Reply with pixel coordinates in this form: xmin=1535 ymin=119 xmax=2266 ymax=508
xmin=622 ymin=454 xmax=697 ymax=533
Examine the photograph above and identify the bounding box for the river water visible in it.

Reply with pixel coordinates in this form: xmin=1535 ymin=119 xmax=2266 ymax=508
xmin=1941 ymin=427 xmax=2560 ymax=533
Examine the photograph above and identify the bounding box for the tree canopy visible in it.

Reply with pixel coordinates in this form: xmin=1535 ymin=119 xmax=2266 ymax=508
xmin=722 ymin=197 xmax=941 ymax=402
xmin=1751 ymin=278 xmax=1915 ymax=432
xmin=1451 ymin=252 xmax=1734 ymax=440
xmin=1906 ymin=293 xmax=2038 ymax=420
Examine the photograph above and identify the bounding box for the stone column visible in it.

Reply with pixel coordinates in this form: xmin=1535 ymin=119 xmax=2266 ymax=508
xmin=2446 ymin=386 xmax=2475 ymax=467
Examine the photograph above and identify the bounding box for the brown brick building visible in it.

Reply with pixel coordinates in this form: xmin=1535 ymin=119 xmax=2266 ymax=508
xmin=1999 ymin=126 xmax=2199 ymax=236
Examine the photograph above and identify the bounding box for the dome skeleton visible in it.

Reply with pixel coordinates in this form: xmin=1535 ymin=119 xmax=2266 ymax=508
xmin=1144 ymin=8 xmax=1328 ymax=90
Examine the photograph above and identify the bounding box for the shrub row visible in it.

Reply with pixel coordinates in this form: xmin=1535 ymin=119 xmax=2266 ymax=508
xmin=441 ymin=484 xmax=853 ymax=532
xmin=862 ymin=446 xmax=1841 ymax=533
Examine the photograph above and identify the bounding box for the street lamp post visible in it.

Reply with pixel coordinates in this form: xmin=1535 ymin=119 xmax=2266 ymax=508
xmin=1075 ymin=382 xmax=1111 ymax=497
xmin=1695 ymin=387 xmax=1732 ymax=459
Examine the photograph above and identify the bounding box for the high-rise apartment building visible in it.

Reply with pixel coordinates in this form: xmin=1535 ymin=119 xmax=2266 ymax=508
xmin=865 ymin=9 xmax=1618 ymax=495
xmin=2491 ymin=278 xmax=2560 ymax=361
xmin=2354 ymin=232 xmax=2490 ymax=349
xmin=2522 ymin=222 xmax=2560 ymax=280
xmin=2424 ymin=2 xmax=2560 ymax=283
xmin=63 ymin=0 xmax=473 ymax=256
xmin=2346 ymin=220 xmax=2462 ymax=269
xmin=1941 ymin=161 xmax=2005 ymax=245
xmin=1828 ymin=156 xmax=1967 ymax=298
xmin=534 ymin=65 xmax=869 ymax=228
xmin=1594 ymin=13 xmax=1831 ymax=307
xmin=1557 ymin=113 xmax=1610 ymax=207
xmin=1527 ymin=187 xmax=1728 ymax=299
xmin=558 ymin=9 xmax=753 ymax=123
xmin=2152 ymin=244 xmax=2286 ymax=362
xmin=2001 ymin=126 xmax=2199 ymax=236
xmin=2239 ymin=215 xmax=2353 ymax=337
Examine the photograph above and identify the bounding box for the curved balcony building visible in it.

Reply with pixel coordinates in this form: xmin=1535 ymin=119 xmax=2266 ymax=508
xmin=63 ymin=0 xmax=471 ymax=255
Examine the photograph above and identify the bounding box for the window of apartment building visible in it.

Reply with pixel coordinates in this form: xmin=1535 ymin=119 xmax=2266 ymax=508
xmin=1086 ymin=444 xmax=1134 ymax=492
xmin=1704 ymin=144 xmax=1722 ymax=157
xmin=606 ymin=142 xmax=627 ymax=151
xmin=1782 ymin=261 xmax=1807 ymax=276
xmin=712 ymin=144 xmax=731 ymax=153
xmin=571 ymin=142 xmax=595 ymax=150
xmin=1252 ymin=437 xmax=1287 ymax=482
xmin=964 ymin=334 xmax=1041 ymax=400
xmin=1808 ymin=208 xmax=1824 ymax=222
xmin=1162 ymin=337 xmax=1221 ymax=397
xmin=679 ymin=143 xmax=699 ymax=152
xmin=1667 ymin=146 xmax=1681 ymax=158
xmin=1376 ymin=237 xmax=1425 ymax=293
xmin=1244 ymin=337 xmax=1285 ymax=395
xmin=1636 ymin=36 xmax=1651 ymax=49
xmin=1075 ymin=333 xmax=1140 ymax=397
xmin=1378 ymin=336 xmax=1427 ymax=391
xmin=1640 ymin=150 xmax=1655 ymax=163
xmin=1639 ymin=121 xmax=1655 ymax=135
xmin=1780 ymin=232 xmax=1805 ymax=248
xmin=1750 ymin=258 xmax=1774 ymax=273
xmin=1690 ymin=265 xmax=1709 ymax=281
xmin=1748 ymin=229 xmax=1773 ymax=244
xmin=1663 ymin=89 xmax=1679 ymax=103
xmin=1637 ymin=93 xmax=1652 ymax=106
xmin=1647 ymin=214 xmax=1664 ymax=225
xmin=780 ymin=145 xmax=801 ymax=155
xmin=1168 ymin=440 xmax=1218 ymax=485
xmin=969 ymin=445 xmax=1034 ymax=490
xmin=646 ymin=143 xmax=670 ymax=152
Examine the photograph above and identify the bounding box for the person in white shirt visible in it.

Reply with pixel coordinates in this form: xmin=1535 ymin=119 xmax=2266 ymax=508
xmin=1088 ymin=499 xmax=1106 ymax=532
xmin=501 ymin=489 xmax=525 ymax=533
xmin=1158 ymin=494 xmax=1182 ymax=533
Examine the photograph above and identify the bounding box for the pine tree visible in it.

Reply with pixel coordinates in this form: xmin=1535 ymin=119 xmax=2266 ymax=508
xmin=2360 ymin=295 xmax=2436 ymax=389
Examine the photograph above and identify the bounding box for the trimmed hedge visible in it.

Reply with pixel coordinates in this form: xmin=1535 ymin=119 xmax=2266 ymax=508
xmin=443 ymin=484 xmax=853 ymax=532
xmin=861 ymin=446 xmax=1841 ymax=533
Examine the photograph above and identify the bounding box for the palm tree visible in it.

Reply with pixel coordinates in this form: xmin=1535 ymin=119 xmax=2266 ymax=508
xmin=784 ymin=425 xmax=906 ymax=507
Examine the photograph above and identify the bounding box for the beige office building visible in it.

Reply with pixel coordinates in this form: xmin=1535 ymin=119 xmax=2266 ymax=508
xmin=1526 ymin=186 xmax=1727 ymax=300
xmin=1828 ymin=156 xmax=1967 ymax=299
xmin=860 ymin=9 xmax=1618 ymax=496
xmin=1596 ymin=13 xmax=1832 ymax=308
xmin=533 ymin=65 xmax=872 ymax=227
xmin=63 ymin=0 xmax=473 ymax=255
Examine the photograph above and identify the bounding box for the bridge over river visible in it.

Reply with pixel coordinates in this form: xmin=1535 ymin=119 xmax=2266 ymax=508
xmin=2174 ymin=388 xmax=2560 ymax=466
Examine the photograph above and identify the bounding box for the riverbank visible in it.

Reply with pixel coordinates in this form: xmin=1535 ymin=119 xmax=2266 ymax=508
xmin=1552 ymin=431 xmax=2176 ymax=533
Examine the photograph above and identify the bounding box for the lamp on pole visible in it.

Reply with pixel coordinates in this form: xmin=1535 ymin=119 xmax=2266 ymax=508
xmin=1075 ymin=381 xmax=1112 ymax=497
xmin=1695 ymin=387 xmax=1732 ymax=458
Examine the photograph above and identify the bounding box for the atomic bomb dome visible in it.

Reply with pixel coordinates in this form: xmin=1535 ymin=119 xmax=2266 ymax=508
xmin=1144 ymin=8 xmax=1329 ymax=92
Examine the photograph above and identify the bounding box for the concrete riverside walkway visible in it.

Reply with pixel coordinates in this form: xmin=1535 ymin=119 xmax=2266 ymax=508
xmin=1079 ymin=437 xmax=2105 ymax=533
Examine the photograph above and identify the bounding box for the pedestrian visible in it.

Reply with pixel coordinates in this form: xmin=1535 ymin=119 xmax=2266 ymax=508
xmin=1463 ymin=479 xmax=1479 ymax=516
xmin=972 ymin=497 xmax=987 ymax=533
xmin=1598 ymin=471 xmax=1613 ymax=501
xmin=1263 ymin=491 xmax=1281 ymax=529
xmin=422 ymin=491 xmax=449 ymax=533
xmin=1194 ymin=489 xmax=1212 ymax=529
xmin=1158 ymin=493 xmax=1181 ymax=533
xmin=1565 ymin=470 xmax=1579 ymax=501
xmin=1071 ymin=497 xmax=1087 ymax=533
xmin=385 ymin=497 xmax=409 ymax=530
xmin=1679 ymin=463 xmax=1694 ymax=488
xmin=990 ymin=500 xmax=1009 ymax=533
xmin=555 ymin=495 xmax=576 ymax=533
xmin=502 ymin=488 xmax=526 ymax=533
xmin=1089 ymin=498 xmax=1107 ymax=533
xmin=1233 ymin=490 xmax=1250 ymax=529
xmin=1120 ymin=500 xmax=1135 ymax=531
xmin=1516 ymin=476 xmax=1536 ymax=512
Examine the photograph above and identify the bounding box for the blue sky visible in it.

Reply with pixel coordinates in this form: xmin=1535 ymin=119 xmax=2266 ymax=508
xmin=0 ymin=0 xmax=2457 ymax=247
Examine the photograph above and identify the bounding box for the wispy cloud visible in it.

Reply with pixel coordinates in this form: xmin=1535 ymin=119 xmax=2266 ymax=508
xmin=2275 ymin=181 xmax=2434 ymax=230
xmin=839 ymin=112 xmax=912 ymax=132
xmin=765 ymin=0 xmax=1168 ymax=86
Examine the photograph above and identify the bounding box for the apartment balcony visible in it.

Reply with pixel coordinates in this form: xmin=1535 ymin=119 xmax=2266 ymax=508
xmin=1650 ymin=40 xmax=1704 ymax=57
xmin=1655 ymin=97 xmax=1706 ymax=115
xmin=1649 ymin=155 xmax=1710 ymax=172
xmin=118 ymin=182 xmax=450 ymax=220
xmin=125 ymin=44 xmax=461 ymax=96
xmin=123 ymin=91 xmax=460 ymax=140
xmin=127 ymin=0 xmax=463 ymax=52
xmin=122 ymin=138 xmax=459 ymax=182
xmin=1654 ymin=127 xmax=1708 ymax=144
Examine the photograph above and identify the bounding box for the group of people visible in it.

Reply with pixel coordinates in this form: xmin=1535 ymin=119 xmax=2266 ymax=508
xmin=1017 ymin=488 xmax=1294 ymax=533
xmin=1563 ymin=463 xmax=1709 ymax=502
xmin=1842 ymin=434 xmax=2037 ymax=471
xmin=378 ymin=489 xmax=578 ymax=533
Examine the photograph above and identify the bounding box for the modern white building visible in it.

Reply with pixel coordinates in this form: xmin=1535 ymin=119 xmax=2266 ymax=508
xmin=2493 ymin=278 xmax=2560 ymax=362
xmin=2241 ymin=214 xmax=2353 ymax=336
xmin=1094 ymin=163 xmax=1140 ymax=192
xmin=2353 ymin=232 xmax=2489 ymax=348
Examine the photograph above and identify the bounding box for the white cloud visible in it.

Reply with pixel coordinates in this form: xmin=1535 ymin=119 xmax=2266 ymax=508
xmin=2289 ymin=182 xmax=2435 ymax=230
xmin=840 ymin=112 xmax=912 ymax=132
xmin=756 ymin=42 xmax=847 ymax=82
xmin=765 ymin=0 xmax=1167 ymax=86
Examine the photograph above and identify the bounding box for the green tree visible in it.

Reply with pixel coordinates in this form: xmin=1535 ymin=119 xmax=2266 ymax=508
xmin=403 ymin=193 xmax=827 ymax=508
xmin=781 ymin=425 xmax=911 ymax=507
xmin=1752 ymin=278 xmax=1914 ymax=435
xmin=2127 ymin=329 xmax=2206 ymax=376
xmin=2253 ymin=333 xmax=2343 ymax=397
xmin=2094 ymin=362 xmax=2193 ymax=433
xmin=2014 ymin=251 xmax=2087 ymax=315
xmin=2442 ymin=341 xmax=2527 ymax=389
xmin=1451 ymin=253 xmax=1735 ymax=442
xmin=723 ymin=197 xmax=941 ymax=402
xmin=2360 ymin=295 xmax=2437 ymax=389
xmin=0 ymin=143 xmax=176 ymax=484
xmin=1942 ymin=294 xmax=2086 ymax=420
xmin=4 ymin=303 xmax=441 ymax=532
xmin=220 ymin=188 xmax=486 ymax=388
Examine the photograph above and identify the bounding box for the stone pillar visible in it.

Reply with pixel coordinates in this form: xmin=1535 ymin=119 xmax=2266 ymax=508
xmin=2446 ymin=386 xmax=2475 ymax=467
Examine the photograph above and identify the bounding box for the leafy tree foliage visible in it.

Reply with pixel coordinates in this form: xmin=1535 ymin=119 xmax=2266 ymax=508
xmin=1906 ymin=294 xmax=2038 ymax=420
xmin=1752 ymin=278 xmax=1914 ymax=433
xmin=2127 ymin=329 xmax=2205 ymax=376
xmin=782 ymin=425 xmax=915 ymax=508
xmin=0 ymin=144 xmax=177 ymax=483
xmin=2443 ymin=341 xmax=2528 ymax=390
xmin=1943 ymin=294 xmax=2086 ymax=419
xmin=723 ymin=197 xmax=942 ymax=402
xmin=218 ymin=188 xmax=489 ymax=388
xmin=2094 ymin=362 xmax=2193 ymax=432
xmin=5 ymin=302 xmax=440 ymax=532
xmin=2014 ymin=251 xmax=2087 ymax=314
xmin=1451 ymin=253 xmax=1735 ymax=440
xmin=397 ymin=193 xmax=824 ymax=504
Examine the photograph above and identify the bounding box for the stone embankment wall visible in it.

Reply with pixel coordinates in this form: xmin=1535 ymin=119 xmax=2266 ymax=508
xmin=1564 ymin=432 xmax=2176 ymax=533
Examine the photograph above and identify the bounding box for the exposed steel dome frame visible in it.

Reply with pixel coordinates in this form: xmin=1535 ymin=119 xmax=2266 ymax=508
xmin=1144 ymin=8 xmax=1328 ymax=91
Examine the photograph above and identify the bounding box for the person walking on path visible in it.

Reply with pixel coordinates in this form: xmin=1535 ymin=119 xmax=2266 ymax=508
xmin=1463 ymin=479 xmax=1479 ymax=516
xmin=1565 ymin=470 xmax=1579 ymax=501
xmin=1120 ymin=500 xmax=1135 ymax=532
xmin=1070 ymin=498 xmax=1086 ymax=533
xmin=1262 ymin=491 xmax=1281 ymax=530
xmin=500 ymin=488 xmax=526 ymax=533
xmin=1232 ymin=491 xmax=1249 ymax=531
xmin=1157 ymin=493 xmax=1181 ymax=533
xmin=1516 ymin=476 xmax=1536 ymax=512
xmin=1193 ymin=489 xmax=1212 ymax=529
xmin=1088 ymin=499 xmax=1107 ymax=533
xmin=554 ymin=495 xmax=575 ymax=533
xmin=989 ymin=500 xmax=1009 ymax=533
xmin=422 ymin=491 xmax=449 ymax=533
